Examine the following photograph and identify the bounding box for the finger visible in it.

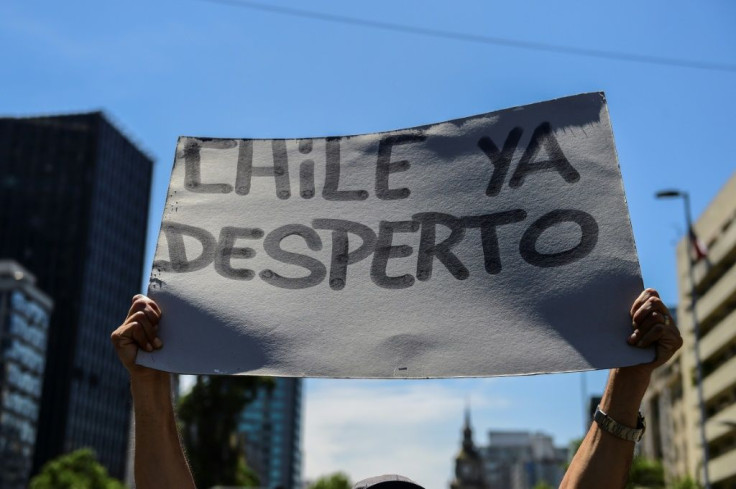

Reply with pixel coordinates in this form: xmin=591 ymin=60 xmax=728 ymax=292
xmin=631 ymin=322 xmax=666 ymax=348
xmin=110 ymin=325 xmax=132 ymax=349
xmin=629 ymin=313 xmax=679 ymax=348
xmin=630 ymin=288 xmax=661 ymax=317
xmin=137 ymin=311 xmax=160 ymax=350
xmin=634 ymin=310 xmax=672 ymax=339
xmin=628 ymin=312 xmax=669 ymax=346
xmin=129 ymin=312 xmax=155 ymax=352
xmin=126 ymin=295 xmax=162 ymax=324
xmin=113 ymin=317 xmax=149 ymax=351
xmin=129 ymin=321 xmax=153 ymax=351
xmin=635 ymin=324 xmax=683 ymax=367
xmin=126 ymin=295 xmax=149 ymax=320
xmin=123 ymin=297 xmax=163 ymax=351
xmin=148 ymin=299 xmax=161 ymax=316
xmin=632 ymin=295 xmax=667 ymax=327
xmin=141 ymin=307 xmax=163 ymax=349
xmin=631 ymin=294 xmax=667 ymax=325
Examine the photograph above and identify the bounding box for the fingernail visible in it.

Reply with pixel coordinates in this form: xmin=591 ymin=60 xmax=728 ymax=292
xmin=153 ymin=338 xmax=163 ymax=348
xmin=146 ymin=343 xmax=153 ymax=352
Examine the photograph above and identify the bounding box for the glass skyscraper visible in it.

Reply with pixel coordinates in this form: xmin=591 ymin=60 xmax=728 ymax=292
xmin=239 ymin=377 xmax=303 ymax=489
xmin=0 ymin=260 xmax=52 ymax=489
xmin=0 ymin=113 xmax=152 ymax=478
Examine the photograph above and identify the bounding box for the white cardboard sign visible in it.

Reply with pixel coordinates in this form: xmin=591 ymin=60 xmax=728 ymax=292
xmin=138 ymin=92 xmax=652 ymax=378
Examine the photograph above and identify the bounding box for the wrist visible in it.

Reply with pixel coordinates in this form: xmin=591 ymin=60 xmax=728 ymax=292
xmin=131 ymin=370 xmax=172 ymax=414
xmin=130 ymin=368 xmax=170 ymax=388
xmin=615 ymin=365 xmax=653 ymax=394
xmin=599 ymin=368 xmax=651 ymax=427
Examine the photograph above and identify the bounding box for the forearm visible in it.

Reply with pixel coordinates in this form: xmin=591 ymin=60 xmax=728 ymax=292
xmin=560 ymin=367 xmax=651 ymax=489
xmin=131 ymin=371 xmax=196 ymax=489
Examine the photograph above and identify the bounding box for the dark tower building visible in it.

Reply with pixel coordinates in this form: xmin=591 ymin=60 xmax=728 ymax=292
xmin=451 ymin=408 xmax=487 ymax=489
xmin=239 ymin=377 xmax=303 ymax=489
xmin=0 ymin=113 xmax=152 ymax=478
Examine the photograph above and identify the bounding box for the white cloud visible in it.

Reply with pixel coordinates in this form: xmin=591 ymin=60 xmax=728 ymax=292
xmin=178 ymin=369 xmax=607 ymax=489
xmin=303 ymin=379 xmax=510 ymax=489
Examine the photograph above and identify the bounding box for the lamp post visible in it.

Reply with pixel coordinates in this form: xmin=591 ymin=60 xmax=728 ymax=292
xmin=655 ymin=189 xmax=711 ymax=489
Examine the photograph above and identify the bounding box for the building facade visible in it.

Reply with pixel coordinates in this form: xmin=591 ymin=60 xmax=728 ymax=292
xmin=479 ymin=431 xmax=567 ymax=489
xmin=0 ymin=113 xmax=152 ymax=478
xmin=0 ymin=261 xmax=53 ymax=489
xmin=238 ymin=377 xmax=303 ymax=489
xmin=642 ymin=172 xmax=736 ymax=488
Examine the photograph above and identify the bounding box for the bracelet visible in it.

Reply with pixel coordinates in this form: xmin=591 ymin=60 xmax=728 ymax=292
xmin=593 ymin=406 xmax=646 ymax=442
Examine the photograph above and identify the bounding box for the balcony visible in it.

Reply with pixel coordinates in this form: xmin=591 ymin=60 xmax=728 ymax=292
xmin=695 ymin=264 xmax=736 ymax=333
xmin=709 ymin=442 xmax=736 ymax=485
xmin=700 ymin=308 xmax=736 ymax=362
xmin=703 ymin=355 xmax=736 ymax=404
xmin=705 ymin=402 xmax=736 ymax=442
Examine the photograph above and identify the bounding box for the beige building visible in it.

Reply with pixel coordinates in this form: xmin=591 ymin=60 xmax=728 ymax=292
xmin=642 ymin=172 xmax=736 ymax=489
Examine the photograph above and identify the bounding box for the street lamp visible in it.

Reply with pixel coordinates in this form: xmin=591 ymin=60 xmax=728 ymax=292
xmin=655 ymin=189 xmax=711 ymax=489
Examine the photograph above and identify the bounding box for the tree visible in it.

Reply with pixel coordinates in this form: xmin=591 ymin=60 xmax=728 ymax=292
xmin=177 ymin=375 xmax=272 ymax=489
xmin=29 ymin=448 xmax=124 ymax=489
xmin=626 ymin=456 xmax=664 ymax=489
xmin=308 ymin=472 xmax=352 ymax=489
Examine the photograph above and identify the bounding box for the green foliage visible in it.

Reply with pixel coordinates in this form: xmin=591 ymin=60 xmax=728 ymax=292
xmin=308 ymin=472 xmax=352 ymax=489
xmin=237 ymin=454 xmax=262 ymax=488
xmin=532 ymin=481 xmax=555 ymax=489
xmin=626 ymin=456 xmax=664 ymax=489
xmin=669 ymin=477 xmax=702 ymax=489
xmin=177 ymin=375 xmax=272 ymax=489
xmin=29 ymin=448 xmax=124 ymax=489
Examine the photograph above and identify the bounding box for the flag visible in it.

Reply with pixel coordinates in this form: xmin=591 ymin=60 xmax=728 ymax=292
xmin=689 ymin=226 xmax=708 ymax=261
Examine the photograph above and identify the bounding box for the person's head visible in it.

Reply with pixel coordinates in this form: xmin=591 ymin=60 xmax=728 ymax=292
xmin=352 ymin=475 xmax=424 ymax=489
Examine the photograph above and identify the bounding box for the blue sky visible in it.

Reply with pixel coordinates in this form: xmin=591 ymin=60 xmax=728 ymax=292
xmin=3 ymin=1 xmax=735 ymax=487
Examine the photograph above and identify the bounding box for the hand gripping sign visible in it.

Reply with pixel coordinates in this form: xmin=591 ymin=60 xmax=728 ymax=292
xmin=138 ymin=92 xmax=652 ymax=378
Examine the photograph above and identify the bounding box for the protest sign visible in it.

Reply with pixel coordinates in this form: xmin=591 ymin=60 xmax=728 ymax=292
xmin=137 ymin=92 xmax=653 ymax=377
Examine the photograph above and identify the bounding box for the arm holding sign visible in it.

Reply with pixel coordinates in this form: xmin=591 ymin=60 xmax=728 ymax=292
xmin=110 ymin=295 xmax=196 ymax=489
xmin=560 ymin=288 xmax=682 ymax=489
xmin=111 ymin=288 xmax=678 ymax=489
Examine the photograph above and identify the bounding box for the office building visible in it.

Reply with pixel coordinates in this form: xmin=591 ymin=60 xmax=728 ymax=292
xmin=479 ymin=431 xmax=568 ymax=489
xmin=239 ymin=377 xmax=303 ymax=489
xmin=0 ymin=113 xmax=152 ymax=478
xmin=642 ymin=172 xmax=736 ymax=488
xmin=0 ymin=261 xmax=53 ymax=489
xmin=449 ymin=408 xmax=568 ymax=489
